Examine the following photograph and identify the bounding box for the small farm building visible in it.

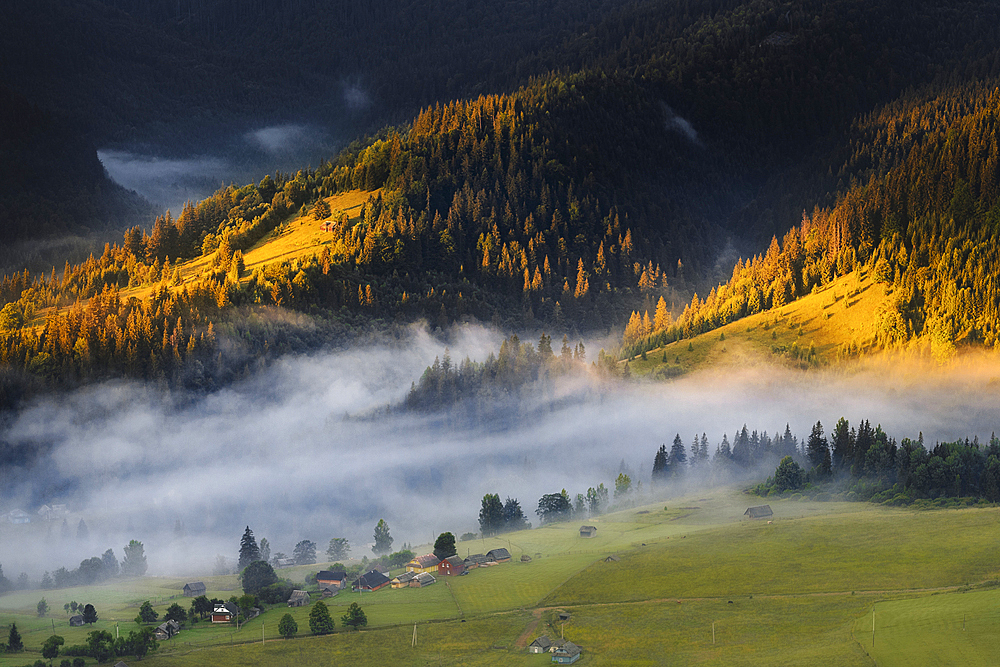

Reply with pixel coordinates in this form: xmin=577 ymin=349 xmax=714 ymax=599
xmin=7 ymin=509 xmax=30 ymax=524
xmin=744 ymin=505 xmax=773 ymax=519
xmin=321 ymin=585 xmax=340 ymax=598
xmin=354 ymin=569 xmax=391 ymax=592
xmin=391 ymin=572 xmax=416 ymax=588
xmin=287 ymin=590 xmax=311 ymax=607
xmin=464 ymin=553 xmax=488 ymax=569
xmin=183 ymin=582 xmax=206 ymax=597
xmin=69 ymin=615 xmax=84 ymax=627
xmin=528 ymin=635 xmax=552 ymax=653
xmin=438 ymin=555 xmax=465 ymax=576
xmin=486 ymin=548 xmax=511 ymax=563
xmin=411 ymin=572 xmax=436 ymax=587
xmin=406 ymin=554 xmax=440 ymax=573
xmin=579 ymin=525 xmax=597 ymax=538
xmin=552 ymin=641 xmax=582 ymax=663
xmin=154 ymin=620 xmax=180 ymax=641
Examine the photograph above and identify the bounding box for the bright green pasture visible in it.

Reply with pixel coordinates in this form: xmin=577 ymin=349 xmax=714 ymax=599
xmin=544 ymin=505 xmax=1000 ymax=606
xmin=855 ymin=588 xmax=1000 ymax=667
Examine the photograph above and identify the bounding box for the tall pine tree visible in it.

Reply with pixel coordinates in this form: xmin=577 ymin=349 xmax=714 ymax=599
xmin=239 ymin=526 xmax=261 ymax=569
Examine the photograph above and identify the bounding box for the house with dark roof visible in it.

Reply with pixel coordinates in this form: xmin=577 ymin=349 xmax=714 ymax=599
xmin=287 ymin=590 xmax=311 ymax=607
xmin=211 ymin=604 xmax=236 ymax=623
xmin=438 ymin=554 xmax=465 ymax=576
xmin=154 ymin=620 xmax=180 ymax=641
xmin=744 ymin=505 xmax=773 ymax=519
xmin=486 ymin=548 xmax=511 ymax=563
xmin=552 ymin=641 xmax=582 ymax=663
xmin=579 ymin=525 xmax=597 ymax=538
xmin=528 ymin=635 xmax=553 ymax=653
xmin=183 ymin=582 xmax=206 ymax=597
xmin=354 ymin=569 xmax=391 ymax=592
xmin=464 ymin=553 xmax=489 ymax=569
xmin=69 ymin=615 xmax=84 ymax=627
xmin=316 ymin=570 xmax=347 ymax=589
xmin=405 ymin=554 xmax=440 ymax=573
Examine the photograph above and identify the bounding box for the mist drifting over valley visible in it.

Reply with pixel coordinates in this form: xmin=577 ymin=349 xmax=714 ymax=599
xmin=2 ymin=324 xmax=1000 ymax=580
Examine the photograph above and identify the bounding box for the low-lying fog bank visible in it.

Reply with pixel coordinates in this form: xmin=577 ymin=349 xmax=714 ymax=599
xmin=2 ymin=325 xmax=999 ymax=580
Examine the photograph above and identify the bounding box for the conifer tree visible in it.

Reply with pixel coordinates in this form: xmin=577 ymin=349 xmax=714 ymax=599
xmin=239 ymin=526 xmax=261 ymax=569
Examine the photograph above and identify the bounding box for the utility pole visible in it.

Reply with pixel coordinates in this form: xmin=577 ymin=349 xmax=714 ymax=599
xmin=712 ymin=622 xmax=715 ymax=644
xmin=412 ymin=623 xmax=417 ymax=647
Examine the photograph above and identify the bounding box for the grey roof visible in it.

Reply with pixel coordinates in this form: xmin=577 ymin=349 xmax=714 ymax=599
xmin=465 ymin=553 xmax=488 ymax=565
xmin=487 ymin=548 xmax=511 ymax=560
xmin=183 ymin=581 xmax=206 ymax=592
xmin=288 ymin=590 xmax=310 ymax=602
xmin=393 ymin=572 xmax=417 ymax=583
xmin=413 ymin=572 xmax=436 ymax=585
xmin=555 ymin=641 xmax=581 ymax=657
xmin=529 ymin=635 xmax=552 ymax=649
xmin=443 ymin=555 xmax=464 ymax=566
xmin=745 ymin=505 xmax=773 ymax=518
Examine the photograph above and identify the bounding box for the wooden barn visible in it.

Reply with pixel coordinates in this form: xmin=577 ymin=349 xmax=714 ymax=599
xmin=464 ymin=553 xmax=488 ymax=569
xmin=154 ymin=620 xmax=180 ymax=641
xmin=579 ymin=525 xmax=597 ymax=538
xmin=183 ymin=582 xmax=206 ymax=597
xmin=744 ymin=505 xmax=773 ymax=519
xmin=287 ymin=590 xmax=311 ymax=607
xmin=410 ymin=572 xmax=436 ymax=588
xmin=486 ymin=548 xmax=511 ymax=563
xmin=405 ymin=554 xmax=440 ymax=573
xmin=69 ymin=615 xmax=84 ymax=627
xmin=528 ymin=635 xmax=552 ymax=653
xmin=438 ymin=555 xmax=465 ymax=576
xmin=316 ymin=570 xmax=347 ymax=590
xmin=391 ymin=572 xmax=416 ymax=588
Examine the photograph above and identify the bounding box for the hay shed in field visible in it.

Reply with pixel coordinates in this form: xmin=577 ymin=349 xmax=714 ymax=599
xmin=744 ymin=505 xmax=773 ymax=519
xmin=579 ymin=525 xmax=597 ymax=538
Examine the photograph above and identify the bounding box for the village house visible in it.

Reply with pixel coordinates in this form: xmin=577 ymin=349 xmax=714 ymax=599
xmin=153 ymin=620 xmax=180 ymax=641
xmin=528 ymin=635 xmax=553 ymax=653
xmin=211 ymin=604 xmax=236 ymax=623
xmin=69 ymin=615 xmax=84 ymax=627
xmin=320 ymin=585 xmax=340 ymax=598
xmin=744 ymin=505 xmax=773 ymax=519
xmin=405 ymin=554 xmax=440 ymax=573
xmin=287 ymin=590 xmax=311 ymax=607
xmin=273 ymin=557 xmax=296 ymax=568
xmin=37 ymin=504 xmax=68 ymax=521
xmin=579 ymin=525 xmax=597 ymax=538
xmin=410 ymin=572 xmax=436 ymax=587
xmin=391 ymin=572 xmax=416 ymax=588
xmin=183 ymin=582 xmax=206 ymax=597
xmin=486 ymin=548 xmax=511 ymax=563
xmin=6 ymin=509 xmax=30 ymax=524
xmin=354 ymin=569 xmax=391 ymax=592
xmin=552 ymin=641 xmax=582 ymax=664
xmin=438 ymin=554 xmax=465 ymax=576
xmin=315 ymin=570 xmax=348 ymax=590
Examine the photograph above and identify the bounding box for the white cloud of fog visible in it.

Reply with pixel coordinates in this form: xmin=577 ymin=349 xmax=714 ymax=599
xmin=662 ymin=103 xmax=701 ymax=146
xmin=3 ymin=325 xmax=1000 ymax=580
xmin=246 ymin=124 xmax=322 ymax=157
xmin=342 ymin=83 xmax=370 ymax=112
xmin=98 ymin=150 xmax=230 ymax=215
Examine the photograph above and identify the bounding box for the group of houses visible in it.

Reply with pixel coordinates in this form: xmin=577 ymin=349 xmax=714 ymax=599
xmin=528 ymin=636 xmax=583 ymax=663
xmin=3 ymin=504 xmax=69 ymax=524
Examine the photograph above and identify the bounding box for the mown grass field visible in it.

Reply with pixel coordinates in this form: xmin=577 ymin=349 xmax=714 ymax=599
xmin=3 ymin=491 xmax=999 ymax=666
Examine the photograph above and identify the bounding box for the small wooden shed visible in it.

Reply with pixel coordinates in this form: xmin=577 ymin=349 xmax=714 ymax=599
xmin=287 ymin=590 xmax=311 ymax=607
xmin=579 ymin=525 xmax=597 ymax=538
xmin=183 ymin=582 xmax=206 ymax=597
xmin=744 ymin=505 xmax=773 ymax=519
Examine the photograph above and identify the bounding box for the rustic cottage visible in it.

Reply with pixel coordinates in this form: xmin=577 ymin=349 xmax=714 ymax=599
xmin=391 ymin=572 xmax=416 ymax=588
xmin=438 ymin=555 xmax=465 ymax=576
xmin=410 ymin=572 xmax=436 ymax=587
xmin=405 ymin=554 xmax=440 ymax=573
xmin=154 ymin=620 xmax=180 ymax=641
xmin=528 ymin=635 xmax=553 ymax=653
xmin=464 ymin=553 xmax=489 ymax=569
xmin=552 ymin=641 xmax=582 ymax=663
xmin=579 ymin=525 xmax=598 ymax=538
xmin=69 ymin=615 xmax=84 ymax=627
xmin=183 ymin=582 xmax=206 ymax=597
xmin=315 ymin=570 xmax=347 ymax=589
xmin=211 ymin=604 xmax=236 ymax=623
xmin=744 ymin=505 xmax=773 ymax=519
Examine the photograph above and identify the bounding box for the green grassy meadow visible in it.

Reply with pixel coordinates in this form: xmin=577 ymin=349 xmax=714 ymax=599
xmin=3 ymin=490 xmax=999 ymax=666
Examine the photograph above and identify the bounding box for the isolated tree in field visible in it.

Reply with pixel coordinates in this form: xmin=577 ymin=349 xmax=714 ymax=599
xmin=308 ymin=600 xmax=335 ymax=635
xmin=651 ymin=444 xmax=669 ymax=482
xmin=536 ymin=491 xmax=572 ymax=524
xmin=82 ymin=603 xmax=98 ymax=625
xmin=164 ymin=602 xmax=187 ymax=624
xmin=37 ymin=597 xmax=48 ymax=617
xmin=326 ymin=537 xmax=349 ymax=560
xmin=278 ymin=613 xmax=298 ymax=639
xmin=293 ymin=540 xmax=317 ymax=565
xmin=41 ymin=634 xmax=64 ymax=661
xmin=502 ymin=497 xmax=529 ymax=531
xmin=136 ymin=601 xmax=158 ymax=624
xmin=258 ymin=537 xmax=271 ymax=563
xmin=773 ymin=456 xmax=805 ymax=492
xmin=239 ymin=526 xmax=261 ymax=569
xmin=7 ymin=623 xmax=23 ymax=652
xmin=122 ymin=540 xmax=147 ymax=576
xmin=433 ymin=532 xmax=457 ymax=561
xmin=241 ymin=560 xmax=278 ymax=595
xmin=807 ymin=421 xmax=832 ymax=476
xmin=341 ymin=602 xmax=367 ymax=630
xmin=478 ymin=494 xmax=504 ymax=536
xmin=372 ymin=519 xmax=393 ymax=555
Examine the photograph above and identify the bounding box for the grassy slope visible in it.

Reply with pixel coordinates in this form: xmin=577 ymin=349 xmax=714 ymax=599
xmin=3 ymin=491 xmax=999 ymax=666
xmin=628 ymin=267 xmax=901 ymax=377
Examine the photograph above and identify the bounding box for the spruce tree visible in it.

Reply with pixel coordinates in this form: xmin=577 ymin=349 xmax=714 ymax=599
xmin=239 ymin=526 xmax=261 ymax=569
xmin=372 ymin=519 xmax=393 ymax=555
xmin=670 ymin=433 xmax=687 ymax=469
xmin=651 ymin=444 xmax=669 ymax=482
xmin=308 ymin=601 xmax=335 ymax=635
xmin=7 ymin=622 xmax=23 ymax=652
